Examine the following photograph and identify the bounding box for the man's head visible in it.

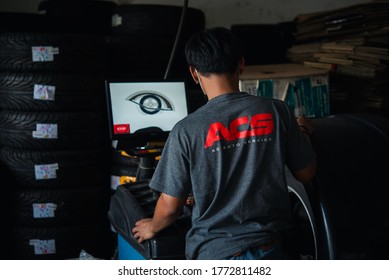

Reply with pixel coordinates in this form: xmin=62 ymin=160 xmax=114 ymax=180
xmin=185 ymin=27 xmax=243 ymax=77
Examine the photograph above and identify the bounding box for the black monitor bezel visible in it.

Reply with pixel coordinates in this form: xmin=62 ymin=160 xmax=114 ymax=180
xmin=105 ymin=78 xmax=190 ymax=144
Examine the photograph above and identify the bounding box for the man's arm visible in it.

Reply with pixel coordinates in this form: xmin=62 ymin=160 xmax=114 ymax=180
xmin=292 ymin=115 xmax=317 ymax=183
xmin=132 ymin=193 xmax=186 ymax=243
xmin=292 ymin=160 xmax=316 ymax=184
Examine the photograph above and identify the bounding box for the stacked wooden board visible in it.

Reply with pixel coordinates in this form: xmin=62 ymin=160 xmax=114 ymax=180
xmin=287 ymin=1 xmax=389 ymax=116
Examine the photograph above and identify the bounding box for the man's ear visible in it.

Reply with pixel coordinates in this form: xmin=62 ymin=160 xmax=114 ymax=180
xmin=189 ymin=65 xmax=199 ymax=84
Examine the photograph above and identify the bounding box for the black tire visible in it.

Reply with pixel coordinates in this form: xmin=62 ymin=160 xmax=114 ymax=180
xmin=0 ymin=147 xmax=110 ymax=189
xmin=0 ymin=110 xmax=109 ymax=150
xmin=230 ymin=23 xmax=295 ymax=65
xmin=284 ymin=168 xmax=319 ymax=260
xmin=0 ymin=72 xmax=106 ymax=111
xmin=12 ymin=187 xmax=110 ymax=227
xmin=111 ymin=165 xmax=138 ymax=178
xmin=0 ymin=33 xmax=106 ymax=73
xmin=38 ymin=0 xmax=117 ymax=35
xmin=106 ymin=34 xmax=174 ymax=77
xmin=12 ymin=223 xmax=114 ymax=260
xmin=0 ymin=12 xmax=50 ymax=33
xmin=0 ymin=160 xmax=13 ymax=260
xmin=311 ymin=113 xmax=389 ymax=259
xmin=136 ymin=157 xmax=156 ymax=181
xmin=108 ymin=4 xmax=205 ymax=80
xmin=111 ymin=4 xmax=205 ymax=36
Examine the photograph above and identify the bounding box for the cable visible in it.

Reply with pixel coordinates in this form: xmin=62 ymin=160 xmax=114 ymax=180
xmin=163 ymin=0 xmax=189 ymax=80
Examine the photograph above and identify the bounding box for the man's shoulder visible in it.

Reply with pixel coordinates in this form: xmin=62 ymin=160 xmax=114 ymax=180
xmin=179 ymin=105 xmax=209 ymax=124
xmin=170 ymin=109 xmax=204 ymax=134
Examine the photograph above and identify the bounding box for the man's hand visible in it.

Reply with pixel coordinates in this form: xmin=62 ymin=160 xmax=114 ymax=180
xmin=296 ymin=115 xmax=315 ymax=136
xmin=132 ymin=218 xmax=157 ymax=243
xmin=131 ymin=193 xmax=186 ymax=244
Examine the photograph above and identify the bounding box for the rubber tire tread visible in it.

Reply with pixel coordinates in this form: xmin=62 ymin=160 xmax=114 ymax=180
xmin=0 ymin=72 xmax=106 ymax=111
xmin=0 ymin=110 xmax=109 ymax=150
xmin=0 ymin=146 xmax=110 ymax=189
xmin=0 ymin=33 xmax=107 ymax=73
xmin=106 ymin=34 xmax=173 ymax=75
xmin=12 ymin=223 xmax=113 ymax=260
xmin=13 ymin=187 xmax=110 ymax=227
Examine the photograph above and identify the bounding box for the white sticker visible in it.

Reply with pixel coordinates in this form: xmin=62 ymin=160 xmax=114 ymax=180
xmin=31 ymin=46 xmax=59 ymax=62
xmin=29 ymin=239 xmax=56 ymax=255
xmin=33 ymin=84 xmax=56 ymax=100
xmin=34 ymin=163 xmax=59 ymax=180
xmin=111 ymin=175 xmax=121 ymax=191
xmin=311 ymin=76 xmax=328 ymax=87
xmin=239 ymin=80 xmax=258 ymax=96
xmin=32 ymin=123 xmax=58 ymax=139
xmin=33 ymin=203 xmax=57 ymax=218
xmin=112 ymin=14 xmax=123 ymax=27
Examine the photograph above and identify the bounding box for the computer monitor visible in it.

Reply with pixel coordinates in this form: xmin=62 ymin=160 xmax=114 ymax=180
xmin=105 ymin=79 xmax=189 ymax=146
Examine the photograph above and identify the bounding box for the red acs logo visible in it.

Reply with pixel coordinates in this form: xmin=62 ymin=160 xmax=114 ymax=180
xmin=204 ymin=113 xmax=273 ymax=148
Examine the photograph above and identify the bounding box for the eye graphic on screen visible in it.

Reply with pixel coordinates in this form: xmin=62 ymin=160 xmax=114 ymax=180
xmin=125 ymin=90 xmax=174 ymax=115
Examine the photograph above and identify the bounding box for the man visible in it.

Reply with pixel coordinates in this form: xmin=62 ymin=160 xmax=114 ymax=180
xmin=132 ymin=27 xmax=316 ymax=260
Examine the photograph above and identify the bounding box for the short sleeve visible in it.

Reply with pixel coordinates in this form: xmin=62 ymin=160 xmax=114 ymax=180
xmin=149 ymin=125 xmax=192 ymax=198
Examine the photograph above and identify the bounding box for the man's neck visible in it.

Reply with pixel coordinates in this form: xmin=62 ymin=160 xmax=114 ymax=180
xmin=202 ymin=73 xmax=240 ymax=100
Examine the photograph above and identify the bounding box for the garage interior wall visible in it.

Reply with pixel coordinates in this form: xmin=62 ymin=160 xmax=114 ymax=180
xmin=0 ymin=0 xmax=369 ymax=28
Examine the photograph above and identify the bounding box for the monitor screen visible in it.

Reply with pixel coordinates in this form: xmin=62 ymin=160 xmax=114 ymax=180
xmin=105 ymin=80 xmax=189 ymax=144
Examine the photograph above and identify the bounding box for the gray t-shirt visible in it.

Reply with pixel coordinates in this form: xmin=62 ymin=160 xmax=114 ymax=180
xmin=150 ymin=92 xmax=315 ymax=259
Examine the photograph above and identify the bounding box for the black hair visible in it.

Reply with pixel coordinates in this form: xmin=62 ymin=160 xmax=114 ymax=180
xmin=185 ymin=27 xmax=243 ymax=75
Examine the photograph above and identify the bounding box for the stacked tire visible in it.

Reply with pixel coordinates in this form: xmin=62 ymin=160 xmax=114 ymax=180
xmin=0 ymin=9 xmax=53 ymax=261
xmin=37 ymin=0 xmax=116 ymax=36
xmin=0 ymin=32 xmax=113 ymax=260
xmin=107 ymin=4 xmax=206 ymax=81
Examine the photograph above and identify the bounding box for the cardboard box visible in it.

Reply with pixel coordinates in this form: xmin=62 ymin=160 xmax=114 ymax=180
xmin=239 ymin=64 xmax=330 ymax=118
